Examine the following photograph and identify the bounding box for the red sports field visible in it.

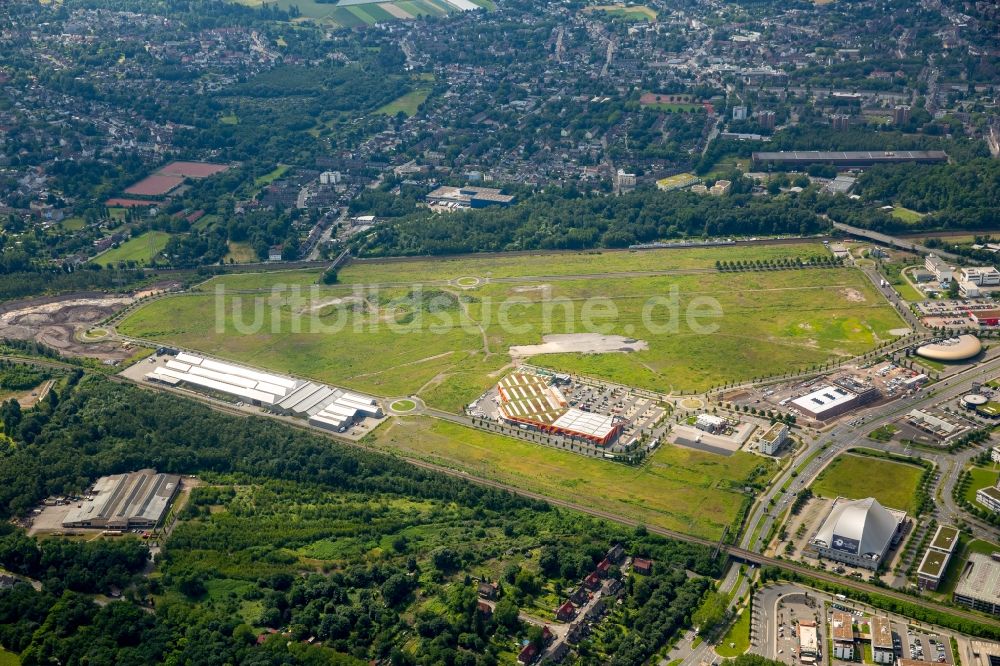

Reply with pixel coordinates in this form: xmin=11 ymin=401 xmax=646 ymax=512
xmin=158 ymin=161 xmax=230 ymax=178
xmin=124 ymin=174 xmax=185 ymax=197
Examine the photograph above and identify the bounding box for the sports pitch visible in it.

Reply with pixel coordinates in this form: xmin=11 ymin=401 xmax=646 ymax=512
xmin=118 ymin=243 xmax=905 ymax=411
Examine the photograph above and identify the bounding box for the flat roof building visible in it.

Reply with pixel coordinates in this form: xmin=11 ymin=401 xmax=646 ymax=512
xmin=926 ymin=254 xmax=954 ymax=282
xmin=961 ymin=267 xmax=1000 ymax=286
xmin=752 ymin=150 xmax=947 ymax=169
xmin=811 ymin=497 xmax=907 ymax=570
xmin=799 ymin=620 xmax=819 ymax=664
xmin=831 ymin=611 xmax=855 ymax=660
xmin=758 ymin=422 xmax=789 ymax=456
xmin=955 ymin=552 xmax=1000 ymax=616
xmin=918 ymin=526 xmax=957 ymax=591
xmin=977 ymin=485 xmax=1000 ymax=513
xmin=792 ymin=385 xmax=858 ymax=420
xmin=63 ymin=470 xmax=180 ymax=529
xmin=496 ymin=371 xmax=622 ymax=446
xmin=870 ymin=616 xmax=894 ymax=664
xmin=426 ymin=185 xmax=515 ymax=210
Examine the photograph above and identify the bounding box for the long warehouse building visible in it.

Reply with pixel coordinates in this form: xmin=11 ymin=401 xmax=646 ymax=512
xmin=63 ymin=469 xmax=180 ymax=529
xmin=145 ymin=353 xmax=382 ymax=432
xmin=752 ymin=150 xmax=948 ymax=169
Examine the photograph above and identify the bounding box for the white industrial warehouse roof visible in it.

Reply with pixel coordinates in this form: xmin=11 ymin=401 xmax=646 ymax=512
xmin=792 ymin=385 xmax=856 ymax=415
xmin=812 ymin=497 xmax=903 ymax=559
xmin=551 ymin=408 xmax=617 ymax=439
xmin=148 ymin=354 xmax=381 ymax=424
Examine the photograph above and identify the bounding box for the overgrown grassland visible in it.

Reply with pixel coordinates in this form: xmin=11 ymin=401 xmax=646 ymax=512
xmin=367 ymin=417 xmax=771 ymax=539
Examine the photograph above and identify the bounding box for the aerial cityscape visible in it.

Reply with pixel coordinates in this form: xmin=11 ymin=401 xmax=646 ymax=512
xmin=0 ymin=0 xmax=999 ymax=663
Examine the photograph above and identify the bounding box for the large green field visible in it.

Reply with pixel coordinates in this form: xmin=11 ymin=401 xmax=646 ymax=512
xmin=120 ymin=244 xmax=904 ymax=408
xmin=98 ymin=231 xmax=172 ymax=267
xmin=376 ymin=87 xmax=431 ymax=117
xmin=811 ymin=453 xmax=924 ymax=513
xmin=964 ymin=466 xmax=1000 ymax=508
xmin=368 ymin=416 xmax=770 ymax=539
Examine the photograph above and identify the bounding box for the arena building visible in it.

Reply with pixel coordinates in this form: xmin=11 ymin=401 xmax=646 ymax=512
xmin=810 ymin=497 xmax=907 ymax=570
xmin=496 ymin=371 xmax=622 ymax=446
xmin=63 ymin=469 xmax=180 ymax=529
xmin=916 ymin=335 xmax=982 ymax=361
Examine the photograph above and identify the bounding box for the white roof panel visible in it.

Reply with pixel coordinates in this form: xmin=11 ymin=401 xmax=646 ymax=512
xmin=176 ymin=352 xmax=204 ymax=365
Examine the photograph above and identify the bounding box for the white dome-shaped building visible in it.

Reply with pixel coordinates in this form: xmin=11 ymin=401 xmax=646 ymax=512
xmin=811 ymin=497 xmax=907 ymax=570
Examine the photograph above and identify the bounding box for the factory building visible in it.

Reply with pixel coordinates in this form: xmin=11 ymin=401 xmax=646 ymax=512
xmin=811 ymin=497 xmax=907 ymax=570
xmin=425 ymin=185 xmax=516 ymax=210
xmin=146 ymin=353 xmax=382 ymax=432
xmin=751 ymin=150 xmax=947 ymax=169
xmin=954 ymin=553 xmax=1000 ymax=616
xmin=758 ymin=422 xmax=789 ymax=455
xmin=63 ymin=470 xmax=180 ymax=529
xmin=917 ymin=525 xmax=959 ymax=591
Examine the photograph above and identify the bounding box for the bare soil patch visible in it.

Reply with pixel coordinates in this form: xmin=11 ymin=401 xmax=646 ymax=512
xmin=509 ymin=333 xmax=648 ymax=357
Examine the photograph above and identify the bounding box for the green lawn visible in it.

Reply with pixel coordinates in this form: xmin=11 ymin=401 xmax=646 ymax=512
xmin=811 ymin=453 xmax=924 ymax=513
xmin=120 ymin=244 xmax=904 ymax=407
xmin=367 ymin=416 xmax=770 ymax=540
xmin=715 ymin=608 xmax=751 ymax=657
xmin=376 ymin=87 xmax=431 ymax=117
xmin=254 ymin=164 xmax=289 ymax=188
xmin=0 ymin=648 xmax=20 ymax=666
xmin=60 ymin=216 xmax=87 ymax=231
xmin=867 ymin=425 xmax=899 ymax=442
xmin=890 ymin=206 xmax=926 ymax=224
xmin=98 ymin=231 xmax=172 ymax=267
xmin=583 ymin=3 xmax=657 ymax=21
xmin=964 ymin=466 xmax=1000 ymax=508
xmin=220 ymin=113 xmax=239 ymax=125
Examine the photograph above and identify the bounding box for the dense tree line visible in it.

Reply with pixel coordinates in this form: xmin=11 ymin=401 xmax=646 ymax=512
xmin=853 ymin=159 xmax=1000 ymax=231
xmin=0 ymin=369 xmax=721 ymax=664
xmin=354 ymin=188 xmax=828 ymax=256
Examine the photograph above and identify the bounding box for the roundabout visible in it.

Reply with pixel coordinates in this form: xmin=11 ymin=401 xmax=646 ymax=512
xmin=453 ymin=276 xmax=482 ymax=289
xmin=389 ymin=398 xmax=418 ymax=414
